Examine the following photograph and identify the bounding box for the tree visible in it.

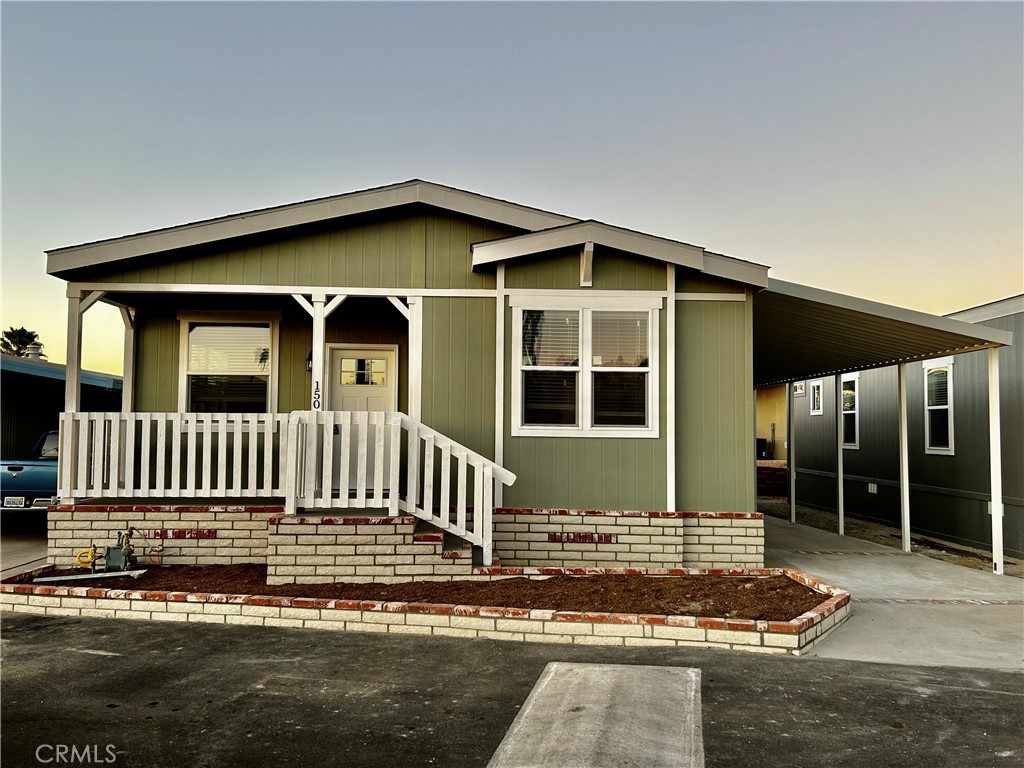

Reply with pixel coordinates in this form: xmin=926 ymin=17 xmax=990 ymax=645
xmin=0 ymin=327 xmax=41 ymax=357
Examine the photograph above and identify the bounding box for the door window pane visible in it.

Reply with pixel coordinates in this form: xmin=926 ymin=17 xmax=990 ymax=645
xmin=340 ymin=358 xmax=387 ymax=386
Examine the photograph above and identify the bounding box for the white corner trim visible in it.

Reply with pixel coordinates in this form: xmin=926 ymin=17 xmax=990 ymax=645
xmin=665 ymin=264 xmax=677 ymax=511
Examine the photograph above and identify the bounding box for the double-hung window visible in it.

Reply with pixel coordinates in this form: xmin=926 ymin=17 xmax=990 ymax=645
xmin=178 ymin=314 xmax=279 ymax=413
xmin=923 ymin=357 xmax=954 ymax=455
xmin=841 ymin=372 xmax=859 ymax=448
xmin=511 ymin=298 xmax=659 ymax=437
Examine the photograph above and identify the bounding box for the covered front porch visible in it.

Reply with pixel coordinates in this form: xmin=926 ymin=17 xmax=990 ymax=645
xmin=59 ymin=282 xmax=511 ymax=564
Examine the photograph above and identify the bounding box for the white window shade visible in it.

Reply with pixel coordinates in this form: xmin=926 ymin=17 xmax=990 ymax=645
xmin=522 ymin=310 xmax=579 ymax=366
xmin=189 ymin=324 xmax=271 ymax=373
xmin=592 ymin=312 xmax=648 ymax=367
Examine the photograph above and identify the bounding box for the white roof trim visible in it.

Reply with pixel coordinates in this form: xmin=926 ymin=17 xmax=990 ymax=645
xmin=766 ymin=279 xmax=1013 ymax=347
xmin=46 ymin=180 xmax=579 ymax=275
xmin=945 ymin=294 xmax=1024 ymax=324
xmin=471 ymin=221 xmax=769 ymax=288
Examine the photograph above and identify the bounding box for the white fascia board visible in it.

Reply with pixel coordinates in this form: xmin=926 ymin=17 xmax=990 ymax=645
xmin=945 ymin=294 xmax=1024 ymax=324
xmin=46 ymin=181 xmax=578 ymax=276
xmin=767 ymin=279 xmax=1014 ymax=347
xmin=702 ymin=252 xmax=769 ymax=289
xmin=472 ymin=221 xmax=705 ymax=271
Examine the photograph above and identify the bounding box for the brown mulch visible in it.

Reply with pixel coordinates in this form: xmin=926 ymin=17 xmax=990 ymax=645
xmin=35 ymin=564 xmax=827 ymax=621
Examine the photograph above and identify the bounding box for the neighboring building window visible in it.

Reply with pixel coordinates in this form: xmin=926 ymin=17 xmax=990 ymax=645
xmin=809 ymin=379 xmax=824 ymax=416
xmin=923 ymin=357 xmax=954 ymax=455
xmin=511 ymin=299 xmax=659 ymax=438
xmin=179 ymin=315 xmax=279 ymax=413
xmin=841 ymin=372 xmax=859 ymax=448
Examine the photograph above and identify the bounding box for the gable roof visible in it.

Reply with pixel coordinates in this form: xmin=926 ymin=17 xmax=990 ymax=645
xmin=470 ymin=221 xmax=769 ymax=288
xmin=46 ymin=180 xmax=579 ymax=276
xmin=46 ymin=179 xmax=767 ymax=285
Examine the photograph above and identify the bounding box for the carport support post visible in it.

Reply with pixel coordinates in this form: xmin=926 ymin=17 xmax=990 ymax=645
xmin=788 ymin=382 xmax=796 ymax=524
xmin=835 ymin=376 xmax=845 ymax=536
xmin=898 ymin=363 xmax=911 ymax=552
xmin=988 ymin=348 xmax=1004 ymax=575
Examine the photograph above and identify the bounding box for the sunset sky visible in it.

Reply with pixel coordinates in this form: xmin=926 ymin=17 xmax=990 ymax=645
xmin=3 ymin=2 xmax=1021 ymax=375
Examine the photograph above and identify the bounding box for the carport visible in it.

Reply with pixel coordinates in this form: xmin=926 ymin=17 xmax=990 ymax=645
xmin=752 ymin=279 xmax=1014 ymax=573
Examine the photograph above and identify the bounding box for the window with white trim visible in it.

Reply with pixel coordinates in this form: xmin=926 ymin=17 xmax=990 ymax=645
xmin=179 ymin=315 xmax=279 ymax=413
xmin=841 ymin=372 xmax=859 ymax=448
xmin=923 ymin=357 xmax=954 ymax=455
xmin=809 ymin=379 xmax=824 ymax=416
xmin=511 ymin=299 xmax=659 ymax=438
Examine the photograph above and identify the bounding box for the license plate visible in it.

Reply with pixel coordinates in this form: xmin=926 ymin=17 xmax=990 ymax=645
xmin=3 ymin=496 xmax=26 ymax=508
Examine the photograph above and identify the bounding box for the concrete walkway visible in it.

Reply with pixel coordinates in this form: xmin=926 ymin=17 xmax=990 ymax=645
xmin=764 ymin=516 xmax=1024 ymax=671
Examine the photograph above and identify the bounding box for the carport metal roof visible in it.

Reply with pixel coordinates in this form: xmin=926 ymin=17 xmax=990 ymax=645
xmin=753 ymin=279 xmax=1013 ymax=387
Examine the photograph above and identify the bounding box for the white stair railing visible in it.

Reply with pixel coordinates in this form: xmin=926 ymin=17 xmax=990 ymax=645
xmin=58 ymin=412 xmax=289 ymax=501
xmin=284 ymin=411 xmax=515 ymax=565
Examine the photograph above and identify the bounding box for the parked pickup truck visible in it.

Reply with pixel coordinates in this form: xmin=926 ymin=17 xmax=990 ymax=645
xmin=1 ymin=431 xmax=59 ymax=510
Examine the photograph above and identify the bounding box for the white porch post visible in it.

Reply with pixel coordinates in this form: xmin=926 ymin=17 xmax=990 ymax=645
xmin=665 ymin=265 xmax=676 ymax=512
xmin=119 ymin=307 xmax=136 ymax=412
xmin=898 ymin=363 xmax=911 ymax=552
xmin=408 ymin=296 xmax=423 ymax=421
xmin=836 ymin=375 xmax=845 ymax=536
xmin=311 ymin=294 xmax=326 ymax=410
xmin=788 ymin=382 xmax=796 ymax=524
xmin=65 ymin=290 xmax=83 ymax=412
xmin=988 ymin=348 xmax=1004 ymax=575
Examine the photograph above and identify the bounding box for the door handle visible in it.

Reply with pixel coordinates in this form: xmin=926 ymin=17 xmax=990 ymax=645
xmin=5 ymin=466 xmax=24 ymax=473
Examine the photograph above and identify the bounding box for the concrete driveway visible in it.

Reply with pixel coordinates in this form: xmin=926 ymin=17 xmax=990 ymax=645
xmin=0 ymin=513 xmax=47 ymax=578
xmin=764 ymin=516 xmax=1024 ymax=670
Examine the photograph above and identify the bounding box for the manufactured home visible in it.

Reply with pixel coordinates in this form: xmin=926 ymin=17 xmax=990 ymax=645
xmin=43 ymin=181 xmax=1014 ymax=582
xmin=784 ymin=294 xmax=1023 ymax=559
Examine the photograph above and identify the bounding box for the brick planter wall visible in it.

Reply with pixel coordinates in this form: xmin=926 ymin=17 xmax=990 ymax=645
xmin=0 ymin=565 xmax=851 ymax=656
xmin=493 ymin=510 xmax=764 ymax=569
xmin=47 ymin=505 xmax=280 ymax=569
xmin=756 ymin=466 xmax=789 ymax=498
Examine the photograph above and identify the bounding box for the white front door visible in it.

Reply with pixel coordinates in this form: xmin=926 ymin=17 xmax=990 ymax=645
xmin=327 ymin=346 xmax=399 ymax=495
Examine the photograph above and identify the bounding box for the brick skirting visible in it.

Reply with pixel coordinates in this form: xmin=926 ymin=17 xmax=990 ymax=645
xmin=46 ymin=506 xmax=766 ymax=582
xmin=47 ymin=505 xmax=281 ymax=569
xmin=0 ymin=565 xmax=850 ymax=656
xmin=493 ymin=509 xmax=764 ymax=569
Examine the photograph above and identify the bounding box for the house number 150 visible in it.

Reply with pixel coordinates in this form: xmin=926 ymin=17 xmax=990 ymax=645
xmin=312 ymin=381 xmax=321 ymax=410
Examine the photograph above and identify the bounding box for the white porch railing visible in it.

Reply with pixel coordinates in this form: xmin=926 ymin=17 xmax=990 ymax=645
xmin=284 ymin=411 xmax=515 ymax=565
xmin=58 ymin=412 xmax=289 ymax=500
xmin=57 ymin=410 xmax=515 ymax=565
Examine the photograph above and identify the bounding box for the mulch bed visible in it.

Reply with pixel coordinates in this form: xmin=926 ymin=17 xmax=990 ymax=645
xmin=36 ymin=564 xmax=826 ymax=621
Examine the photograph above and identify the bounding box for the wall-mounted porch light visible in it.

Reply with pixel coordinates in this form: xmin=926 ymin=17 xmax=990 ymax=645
xmin=306 ymin=351 xmax=313 ymax=372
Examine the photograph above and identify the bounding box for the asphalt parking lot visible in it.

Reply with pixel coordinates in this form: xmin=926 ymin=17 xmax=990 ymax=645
xmin=2 ymin=613 xmax=1022 ymax=768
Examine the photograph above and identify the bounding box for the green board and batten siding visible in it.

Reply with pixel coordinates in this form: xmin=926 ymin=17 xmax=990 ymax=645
xmin=675 ymin=294 xmax=755 ymax=513
xmin=82 ymin=208 xmax=756 ymax=513
xmin=501 ymin=249 xmax=755 ymax=513
xmin=83 ymin=213 xmax=512 ymax=291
